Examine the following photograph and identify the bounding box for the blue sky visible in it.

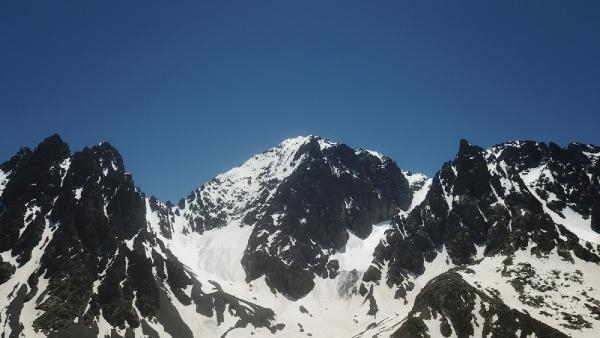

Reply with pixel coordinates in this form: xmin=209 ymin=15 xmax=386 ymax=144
xmin=1 ymin=1 xmax=599 ymax=201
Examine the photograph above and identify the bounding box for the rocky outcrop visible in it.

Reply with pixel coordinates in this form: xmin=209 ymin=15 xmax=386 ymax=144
xmin=0 ymin=135 xmax=281 ymax=337
xmin=241 ymin=137 xmax=412 ymax=299
xmin=392 ymin=270 xmax=568 ymax=338
xmin=362 ymin=139 xmax=600 ymax=301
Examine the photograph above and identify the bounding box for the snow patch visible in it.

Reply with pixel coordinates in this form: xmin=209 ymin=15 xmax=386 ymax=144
xmin=74 ymin=187 xmax=83 ymax=201
xmin=357 ymin=149 xmax=386 ymax=162
xmin=461 ymin=248 xmax=600 ymax=338
xmin=148 ymin=199 xmax=254 ymax=283
xmin=520 ymin=165 xmax=600 ymax=244
xmin=59 ymin=158 xmax=71 ymax=183
xmin=0 ymin=169 xmax=9 ymax=198
xmin=330 ymin=221 xmax=392 ymax=272
xmin=0 ymin=216 xmax=58 ymax=338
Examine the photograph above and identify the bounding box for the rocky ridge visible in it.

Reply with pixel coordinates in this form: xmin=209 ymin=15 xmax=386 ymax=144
xmin=1 ymin=135 xmax=599 ymax=338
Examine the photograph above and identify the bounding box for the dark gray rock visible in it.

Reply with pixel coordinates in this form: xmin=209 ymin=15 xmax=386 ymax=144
xmin=392 ymin=271 xmax=568 ymax=338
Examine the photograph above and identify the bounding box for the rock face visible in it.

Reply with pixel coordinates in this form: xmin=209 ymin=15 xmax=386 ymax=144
xmin=146 ymin=136 xmax=413 ymax=299
xmin=362 ymin=140 xmax=600 ymax=300
xmin=1 ymin=135 xmax=600 ymax=338
xmin=240 ymin=137 xmax=412 ymax=299
xmin=391 ymin=270 xmax=568 ymax=338
xmin=0 ymin=135 xmax=280 ymax=338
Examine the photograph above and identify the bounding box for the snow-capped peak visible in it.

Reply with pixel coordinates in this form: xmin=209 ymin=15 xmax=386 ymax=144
xmin=3 ymin=134 xmax=600 ymax=338
xmin=190 ymin=136 xmax=315 ymax=221
xmin=180 ymin=135 xmax=343 ymax=229
xmin=280 ymin=135 xmax=337 ymax=150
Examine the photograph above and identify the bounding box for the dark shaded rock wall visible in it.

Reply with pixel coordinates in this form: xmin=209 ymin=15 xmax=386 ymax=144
xmin=242 ymin=137 xmax=412 ymax=299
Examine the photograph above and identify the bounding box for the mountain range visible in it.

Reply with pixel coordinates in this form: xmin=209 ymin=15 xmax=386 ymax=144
xmin=1 ymin=134 xmax=599 ymax=338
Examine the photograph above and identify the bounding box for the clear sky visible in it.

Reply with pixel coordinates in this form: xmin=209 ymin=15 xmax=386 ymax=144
xmin=1 ymin=1 xmax=599 ymax=202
